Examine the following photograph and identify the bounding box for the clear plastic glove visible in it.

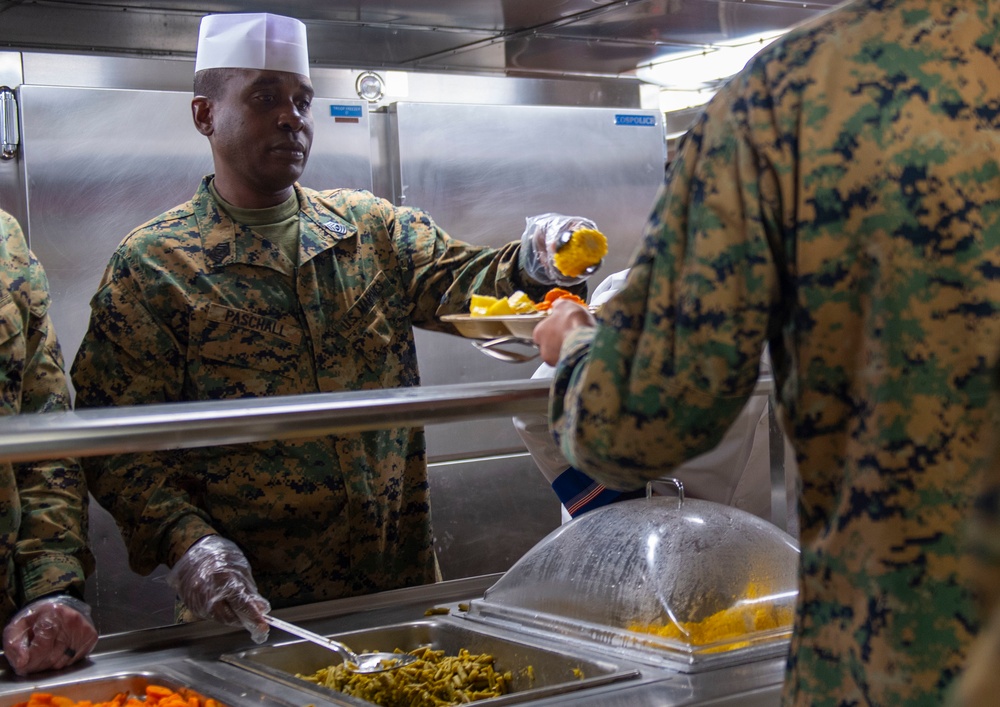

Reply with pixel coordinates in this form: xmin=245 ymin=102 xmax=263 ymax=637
xmin=2 ymin=595 xmax=98 ymax=676
xmin=166 ymin=535 xmax=270 ymax=644
xmin=519 ymin=213 xmax=604 ymax=286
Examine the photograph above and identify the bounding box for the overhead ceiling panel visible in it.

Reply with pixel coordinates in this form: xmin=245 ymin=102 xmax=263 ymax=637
xmin=473 ymin=0 xmax=839 ymax=76
xmin=549 ymin=0 xmax=841 ymax=48
xmin=0 ymin=0 xmax=626 ymax=31
xmin=0 ymin=0 xmax=843 ymax=77
xmin=0 ymin=3 xmax=497 ymax=67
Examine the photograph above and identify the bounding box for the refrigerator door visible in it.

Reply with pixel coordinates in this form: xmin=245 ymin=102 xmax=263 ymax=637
xmin=387 ymin=101 xmax=666 ymax=457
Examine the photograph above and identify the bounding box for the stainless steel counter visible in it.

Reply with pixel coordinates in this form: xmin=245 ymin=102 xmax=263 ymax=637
xmin=0 ymin=575 xmax=786 ymax=707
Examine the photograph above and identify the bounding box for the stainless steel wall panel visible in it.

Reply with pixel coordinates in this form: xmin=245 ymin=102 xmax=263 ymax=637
xmin=0 ymin=52 xmax=22 ymax=88
xmin=428 ymin=454 xmax=560 ymax=580
xmin=19 ymin=86 xmax=212 ymax=372
xmin=22 ymin=53 xmax=199 ymax=92
xmin=390 ymin=102 xmax=664 ymax=272
xmin=387 ymin=101 xmax=665 ymax=455
xmin=20 ymin=53 xmax=642 ymax=113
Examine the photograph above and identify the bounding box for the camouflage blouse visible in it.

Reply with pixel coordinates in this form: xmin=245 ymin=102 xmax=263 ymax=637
xmin=0 ymin=210 xmax=90 ymax=625
xmin=550 ymin=1 xmax=1000 ymax=704
xmin=71 ymin=179 xmax=562 ymax=609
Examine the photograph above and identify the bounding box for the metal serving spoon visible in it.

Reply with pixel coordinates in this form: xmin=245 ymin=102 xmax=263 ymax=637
xmin=263 ymin=615 xmax=417 ymax=674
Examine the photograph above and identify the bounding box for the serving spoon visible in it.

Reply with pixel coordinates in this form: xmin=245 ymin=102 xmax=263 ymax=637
xmin=263 ymin=615 xmax=417 ymax=674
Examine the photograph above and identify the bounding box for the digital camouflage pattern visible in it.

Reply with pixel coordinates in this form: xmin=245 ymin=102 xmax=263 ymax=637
xmin=0 ymin=210 xmax=90 ymax=626
xmin=71 ymin=178 xmax=567 ymax=609
xmin=549 ymin=1 xmax=1000 ymax=705
xmin=946 ymin=370 xmax=1000 ymax=707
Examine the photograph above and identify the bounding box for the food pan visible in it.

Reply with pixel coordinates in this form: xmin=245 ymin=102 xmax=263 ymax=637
xmin=0 ymin=672 xmax=225 ymax=707
xmin=220 ymin=617 xmax=639 ymax=706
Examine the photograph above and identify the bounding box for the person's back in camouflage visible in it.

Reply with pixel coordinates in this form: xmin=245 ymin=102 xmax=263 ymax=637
xmin=539 ymin=1 xmax=1000 ymax=704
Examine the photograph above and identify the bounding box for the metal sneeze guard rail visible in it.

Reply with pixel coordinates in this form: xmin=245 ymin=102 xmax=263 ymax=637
xmin=0 ymin=379 xmax=551 ymax=464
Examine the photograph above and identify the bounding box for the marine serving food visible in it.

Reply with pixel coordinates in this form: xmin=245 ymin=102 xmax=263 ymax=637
xmin=297 ymin=645 xmax=513 ymax=707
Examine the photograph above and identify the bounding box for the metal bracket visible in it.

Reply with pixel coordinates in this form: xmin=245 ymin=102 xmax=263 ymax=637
xmin=471 ymin=335 xmax=538 ymax=363
xmin=647 ymin=477 xmax=685 ymax=507
xmin=0 ymin=86 xmax=18 ymax=160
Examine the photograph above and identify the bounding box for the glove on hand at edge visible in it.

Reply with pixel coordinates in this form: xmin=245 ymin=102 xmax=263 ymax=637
xmin=2 ymin=594 xmax=98 ymax=676
xmin=166 ymin=535 xmax=271 ymax=644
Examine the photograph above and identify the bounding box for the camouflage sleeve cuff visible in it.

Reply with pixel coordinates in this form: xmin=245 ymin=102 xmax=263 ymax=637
xmin=555 ymin=326 xmax=597 ymax=383
xmin=163 ymin=514 xmax=218 ymax=568
xmin=18 ymin=553 xmax=87 ymax=605
xmin=969 ymin=486 xmax=1000 ymax=565
xmin=549 ymin=325 xmax=597 ymax=422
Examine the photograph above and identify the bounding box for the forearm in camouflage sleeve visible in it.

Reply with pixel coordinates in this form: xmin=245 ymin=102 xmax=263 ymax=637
xmin=13 ymin=255 xmax=90 ymax=602
xmin=14 ymin=455 xmax=89 ymax=603
xmin=82 ymin=451 xmax=216 ymax=575
xmin=392 ymin=205 xmax=584 ymax=328
xmin=949 ymin=464 xmax=1000 ymax=707
xmin=549 ymin=93 xmax=777 ymax=489
xmin=966 ymin=474 xmax=1000 ymax=614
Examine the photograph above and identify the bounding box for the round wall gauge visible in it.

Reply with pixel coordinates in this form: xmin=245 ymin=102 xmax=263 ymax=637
xmin=355 ymin=71 xmax=385 ymax=102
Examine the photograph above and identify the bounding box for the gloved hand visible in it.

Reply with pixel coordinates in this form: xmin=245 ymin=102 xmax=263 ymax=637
xmin=2 ymin=595 xmax=98 ymax=676
xmin=519 ymin=213 xmax=605 ymax=286
xmin=166 ymin=535 xmax=270 ymax=644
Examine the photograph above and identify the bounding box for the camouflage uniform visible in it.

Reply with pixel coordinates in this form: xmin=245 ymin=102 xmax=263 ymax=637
xmin=72 ymin=178 xmax=569 ymax=609
xmin=947 ymin=372 xmax=1000 ymax=707
xmin=0 ymin=209 xmax=90 ymax=626
xmin=549 ymin=2 xmax=1000 ymax=705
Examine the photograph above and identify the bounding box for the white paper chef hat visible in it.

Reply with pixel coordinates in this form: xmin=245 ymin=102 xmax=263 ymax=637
xmin=195 ymin=13 xmax=310 ymax=78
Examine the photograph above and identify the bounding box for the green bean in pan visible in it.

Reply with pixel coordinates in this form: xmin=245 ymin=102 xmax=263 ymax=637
xmin=297 ymin=645 xmax=516 ymax=707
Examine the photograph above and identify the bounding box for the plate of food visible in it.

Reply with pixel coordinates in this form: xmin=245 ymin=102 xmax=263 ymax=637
xmin=441 ymin=289 xmax=587 ymax=340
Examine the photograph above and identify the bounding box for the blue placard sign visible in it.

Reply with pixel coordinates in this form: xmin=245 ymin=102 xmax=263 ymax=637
xmin=330 ymin=105 xmax=364 ymax=118
xmin=614 ymin=114 xmax=657 ymax=127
